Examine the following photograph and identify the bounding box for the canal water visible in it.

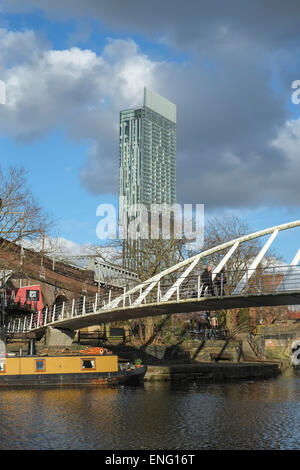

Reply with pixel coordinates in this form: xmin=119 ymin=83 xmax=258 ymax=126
xmin=0 ymin=369 xmax=300 ymax=450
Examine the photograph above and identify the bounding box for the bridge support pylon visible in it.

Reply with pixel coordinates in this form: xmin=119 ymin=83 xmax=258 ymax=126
xmin=44 ymin=326 xmax=75 ymax=348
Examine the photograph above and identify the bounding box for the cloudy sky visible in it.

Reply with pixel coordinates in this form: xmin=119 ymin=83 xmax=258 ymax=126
xmin=0 ymin=0 xmax=300 ymax=261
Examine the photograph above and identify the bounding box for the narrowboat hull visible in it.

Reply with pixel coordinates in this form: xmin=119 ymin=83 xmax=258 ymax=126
xmin=0 ymin=366 xmax=147 ymax=387
xmin=0 ymin=353 xmax=147 ymax=388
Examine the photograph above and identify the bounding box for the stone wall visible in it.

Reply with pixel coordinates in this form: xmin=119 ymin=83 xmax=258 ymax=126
xmin=255 ymin=323 xmax=300 ymax=360
xmin=144 ymin=362 xmax=281 ymax=382
xmin=141 ymin=339 xmax=242 ymax=363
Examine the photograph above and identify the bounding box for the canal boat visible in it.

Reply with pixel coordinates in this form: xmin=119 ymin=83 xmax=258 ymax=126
xmin=0 ymin=346 xmax=147 ymax=387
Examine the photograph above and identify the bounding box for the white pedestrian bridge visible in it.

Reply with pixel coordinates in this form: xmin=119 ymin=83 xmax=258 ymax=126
xmin=5 ymin=220 xmax=300 ymax=335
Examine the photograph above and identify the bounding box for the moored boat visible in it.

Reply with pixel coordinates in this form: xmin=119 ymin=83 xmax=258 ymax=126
xmin=0 ymin=346 xmax=147 ymax=387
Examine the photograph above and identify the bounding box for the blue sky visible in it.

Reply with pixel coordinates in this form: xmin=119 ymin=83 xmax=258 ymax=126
xmin=2 ymin=131 xmax=114 ymax=244
xmin=1 ymin=1 xmax=300 ymax=264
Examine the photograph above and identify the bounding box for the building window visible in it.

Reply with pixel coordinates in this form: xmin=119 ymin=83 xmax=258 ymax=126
xmin=35 ymin=360 xmax=45 ymax=372
xmin=81 ymin=359 xmax=96 ymax=370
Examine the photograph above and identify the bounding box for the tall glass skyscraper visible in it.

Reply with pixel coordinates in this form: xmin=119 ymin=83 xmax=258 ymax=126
xmin=119 ymin=87 xmax=177 ymax=271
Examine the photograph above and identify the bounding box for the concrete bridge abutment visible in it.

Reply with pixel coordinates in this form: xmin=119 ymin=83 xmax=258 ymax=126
xmin=43 ymin=326 xmax=76 ymax=348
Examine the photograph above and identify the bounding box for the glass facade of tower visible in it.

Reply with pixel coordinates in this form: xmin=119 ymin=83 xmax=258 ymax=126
xmin=119 ymin=88 xmax=176 ymax=271
xmin=119 ymin=89 xmax=176 ymax=209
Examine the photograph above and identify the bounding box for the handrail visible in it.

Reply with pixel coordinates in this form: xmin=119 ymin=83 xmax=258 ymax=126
xmin=2 ymin=264 xmax=300 ymax=333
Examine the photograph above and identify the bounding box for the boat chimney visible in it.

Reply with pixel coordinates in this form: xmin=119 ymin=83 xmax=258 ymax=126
xmin=27 ymin=339 xmax=36 ymax=356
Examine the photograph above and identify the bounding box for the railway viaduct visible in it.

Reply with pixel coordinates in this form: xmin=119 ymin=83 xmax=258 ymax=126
xmin=0 ymin=240 xmax=122 ymax=315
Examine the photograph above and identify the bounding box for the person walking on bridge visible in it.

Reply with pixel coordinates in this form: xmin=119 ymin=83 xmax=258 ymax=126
xmin=214 ymin=268 xmax=227 ymax=296
xmin=201 ymin=265 xmax=213 ymax=296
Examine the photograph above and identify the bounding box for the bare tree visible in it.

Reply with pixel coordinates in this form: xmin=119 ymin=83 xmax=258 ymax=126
xmin=0 ymin=165 xmax=57 ymax=282
xmin=250 ymin=305 xmax=289 ymax=325
xmin=86 ymin=210 xmax=198 ymax=344
xmin=88 ymin=214 xmax=283 ymax=344
xmin=0 ymin=166 xmax=51 ymax=251
xmin=85 ymin=210 xmax=193 ymax=283
xmin=0 ymin=166 xmax=53 ymax=330
xmin=199 ymin=215 xmax=283 ymax=332
xmin=200 ymin=215 xmax=280 ymax=293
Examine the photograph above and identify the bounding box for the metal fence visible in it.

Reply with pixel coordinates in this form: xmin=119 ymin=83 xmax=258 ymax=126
xmin=188 ymin=328 xmax=230 ymax=341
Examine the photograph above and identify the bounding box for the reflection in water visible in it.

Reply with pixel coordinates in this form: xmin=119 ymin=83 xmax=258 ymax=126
xmin=0 ymin=370 xmax=300 ymax=449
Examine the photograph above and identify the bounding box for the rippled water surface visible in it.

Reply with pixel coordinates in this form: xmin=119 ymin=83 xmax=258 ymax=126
xmin=1 ymin=369 xmax=300 ymax=450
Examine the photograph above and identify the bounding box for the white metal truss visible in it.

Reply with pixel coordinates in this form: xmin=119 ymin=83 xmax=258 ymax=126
xmin=111 ymin=220 xmax=300 ymax=308
xmin=276 ymin=248 xmax=300 ymax=292
xmin=233 ymin=229 xmax=279 ymax=294
xmin=211 ymin=241 xmax=240 ymax=281
xmin=161 ymin=257 xmax=201 ymax=303
xmin=291 ymin=249 xmax=300 ymax=266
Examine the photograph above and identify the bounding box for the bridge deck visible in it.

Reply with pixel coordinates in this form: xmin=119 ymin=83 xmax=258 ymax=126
xmin=30 ymin=291 xmax=300 ymax=333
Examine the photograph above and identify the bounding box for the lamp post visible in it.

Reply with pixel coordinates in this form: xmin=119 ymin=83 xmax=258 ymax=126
xmin=0 ymin=270 xmax=12 ymax=342
xmin=0 ymin=270 xmax=6 ymax=330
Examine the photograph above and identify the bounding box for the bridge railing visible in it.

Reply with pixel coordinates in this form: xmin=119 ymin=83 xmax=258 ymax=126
xmin=104 ymin=265 xmax=300 ymax=308
xmin=4 ymin=265 xmax=300 ymax=333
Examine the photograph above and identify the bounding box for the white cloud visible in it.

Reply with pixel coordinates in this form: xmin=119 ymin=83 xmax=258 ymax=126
xmin=0 ymin=80 xmax=5 ymax=104
xmin=0 ymin=28 xmax=47 ymax=68
xmin=0 ymin=32 xmax=159 ymax=137
xmin=22 ymin=235 xmax=83 ymax=255
xmin=272 ymin=118 xmax=300 ymax=164
xmin=0 ymin=31 xmax=159 ymax=194
xmin=0 ymin=27 xmax=300 ymax=208
xmin=23 ymin=235 xmax=120 ymax=265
